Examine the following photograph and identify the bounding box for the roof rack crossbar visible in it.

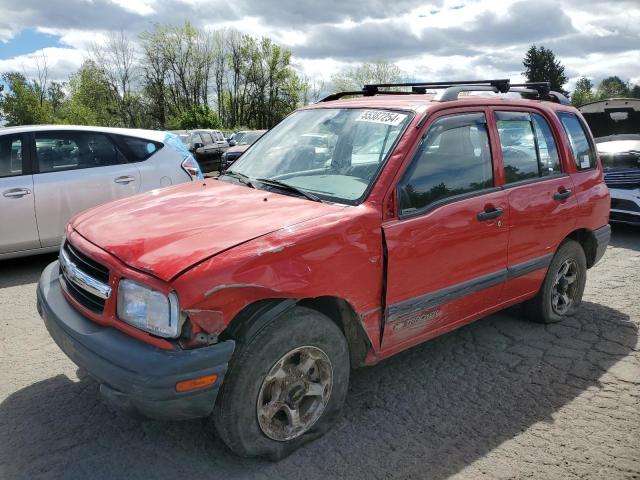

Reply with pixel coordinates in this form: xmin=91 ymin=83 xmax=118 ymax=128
xmin=435 ymin=85 xmax=500 ymax=102
xmin=318 ymin=79 xmax=571 ymax=105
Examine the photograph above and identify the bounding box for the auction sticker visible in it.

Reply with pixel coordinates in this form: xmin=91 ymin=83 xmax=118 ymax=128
xmin=580 ymin=155 xmax=590 ymax=169
xmin=356 ymin=110 xmax=407 ymax=126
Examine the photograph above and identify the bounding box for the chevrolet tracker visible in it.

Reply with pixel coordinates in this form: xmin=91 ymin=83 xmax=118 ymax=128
xmin=37 ymin=79 xmax=611 ymax=460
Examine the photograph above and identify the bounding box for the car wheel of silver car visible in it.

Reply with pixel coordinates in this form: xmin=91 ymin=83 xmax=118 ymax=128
xmin=524 ymin=239 xmax=587 ymax=324
xmin=213 ymin=306 xmax=349 ymax=460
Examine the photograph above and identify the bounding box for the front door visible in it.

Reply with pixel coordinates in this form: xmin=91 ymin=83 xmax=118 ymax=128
xmin=0 ymin=133 xmax=40 ymax=254
xmin=382 ymin=111 xmax=509 ymax=354
xmin=32 ymin=130 xmax=141 ymax=247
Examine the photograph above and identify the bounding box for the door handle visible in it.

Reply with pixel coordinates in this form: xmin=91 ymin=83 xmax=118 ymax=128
xmin=553 ymin=188 xmax=572 ymax=201
xmin=3 ymin=188 xmax=31 ymax=198
xmin=477 ymin=206 xmax=503 ymax=221
xmin=114 ymin=175 xmax=136 ymax=185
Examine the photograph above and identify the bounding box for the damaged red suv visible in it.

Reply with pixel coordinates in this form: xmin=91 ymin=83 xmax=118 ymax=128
xmin=37 ymin=80 xmax=610 ymax=459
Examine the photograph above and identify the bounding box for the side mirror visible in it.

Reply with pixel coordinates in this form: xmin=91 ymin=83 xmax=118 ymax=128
xmin=192 ymin=142 xmax=204 ymax=150
xmin=228 ymin=140 xmax=237 ymax=147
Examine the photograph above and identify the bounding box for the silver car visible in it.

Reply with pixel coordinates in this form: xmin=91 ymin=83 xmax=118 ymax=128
xmin=0 ymin=125 xmax=202 ymax=259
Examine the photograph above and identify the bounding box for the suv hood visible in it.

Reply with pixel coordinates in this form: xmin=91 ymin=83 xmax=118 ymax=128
xmin=72 ymin=179 xmax=343 ymax=281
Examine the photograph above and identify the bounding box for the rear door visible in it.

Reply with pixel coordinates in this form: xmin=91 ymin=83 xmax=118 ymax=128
xmin=32 ymin=130 xmax=141 ymax=247
xmin=491 ymin=109 xmax=578 ymax=301
xmin=382 ymin=110 xmax=509 ymax=352
xmin=0 ymin=132 xmax=40 ymax=253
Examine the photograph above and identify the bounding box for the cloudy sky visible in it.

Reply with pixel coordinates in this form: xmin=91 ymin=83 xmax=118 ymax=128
xmin=0 ymin=0 xmax=638 ymax=91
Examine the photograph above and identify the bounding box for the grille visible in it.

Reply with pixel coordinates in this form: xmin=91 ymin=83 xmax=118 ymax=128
xmin=60 ymin=241 xmax=110 ymax=313
xmin=611 ymin=198 xmax=640 ymax=213
xmin=604 ymin=169 xmax=640 ymax=188
xmin=610 ymin=211 xmax=640 ymax=225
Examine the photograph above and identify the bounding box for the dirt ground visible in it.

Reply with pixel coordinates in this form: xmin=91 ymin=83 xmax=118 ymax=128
xmin=1 ymin=225 xmax=639 ymax=480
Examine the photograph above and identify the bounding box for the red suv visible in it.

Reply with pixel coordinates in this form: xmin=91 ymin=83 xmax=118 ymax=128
xmin=37 ymin=80 xmax=610 ymax=459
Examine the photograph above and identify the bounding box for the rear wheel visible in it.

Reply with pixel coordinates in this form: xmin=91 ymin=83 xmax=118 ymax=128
xmin=524 ymin=240 xmax=587 ymax=324
xmin=213 ymin=306 xmax=349 ymax=460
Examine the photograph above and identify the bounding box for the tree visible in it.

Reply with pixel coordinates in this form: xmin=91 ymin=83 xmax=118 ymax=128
xmin=331 ymin=60 xmax=403 ymax=91
xmin=571 ymin=77 xmax=595 ymax=106
xmin=166 ymin=105 xmax=222 ymax=130
xmin=0 ymin=72 xmax=52 ymax=125
xmin=596 ymin=76 xmax=630 ymax=99
xmin=90 ymin=31 xmax=145 ymax=127
xmin=522 ymin=45 xmax=568 ymax=93
xmin=62 ymin=60 xmax=119 ymax=125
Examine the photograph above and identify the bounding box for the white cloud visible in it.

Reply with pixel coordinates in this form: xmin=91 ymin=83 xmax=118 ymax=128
xmin=0 ymin=47 xmax=84 ymax=83
xmin=0 ymin=0 xmax=638 ymax=90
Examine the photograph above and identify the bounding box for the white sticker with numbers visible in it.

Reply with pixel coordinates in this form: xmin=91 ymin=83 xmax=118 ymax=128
xmin=580 ymin=155 xmax=590 ymax=168
xmin=355 ymin=110 xmax=407 ymax=126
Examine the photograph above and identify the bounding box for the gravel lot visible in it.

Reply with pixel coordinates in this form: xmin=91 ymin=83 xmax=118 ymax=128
xmin=1 ymin=225 xmax=639 ymax=480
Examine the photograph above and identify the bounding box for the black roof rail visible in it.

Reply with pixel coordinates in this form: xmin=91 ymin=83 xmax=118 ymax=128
xmin=318 ymin=79 xmax=570 ymax=104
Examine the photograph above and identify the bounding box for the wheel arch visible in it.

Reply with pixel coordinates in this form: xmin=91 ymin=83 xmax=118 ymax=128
xmin=222 ymin=296 xmax=373 ymax=368
xmin=565 ymin=228 xmax=597 ymax=268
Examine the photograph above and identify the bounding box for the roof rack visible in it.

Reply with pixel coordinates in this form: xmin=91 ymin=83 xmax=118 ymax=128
xmin=318 ymin=79 xmax=571 ymax=105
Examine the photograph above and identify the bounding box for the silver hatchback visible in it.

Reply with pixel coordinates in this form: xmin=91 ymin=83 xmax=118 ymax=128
xmin=0 ymin=125 xmax=202 ymax=259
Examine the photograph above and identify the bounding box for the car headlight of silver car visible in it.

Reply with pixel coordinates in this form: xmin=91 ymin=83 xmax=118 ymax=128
xmin=117 ymin=279 xmax=182 ymax=338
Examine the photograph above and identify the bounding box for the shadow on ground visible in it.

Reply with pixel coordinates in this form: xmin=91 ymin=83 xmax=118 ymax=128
xmin=610 ymin=223 xmax=640 ymax=252
xmin=0 ymin=253 xmax=57 ymax=289
xmin=0 ymin=301 xmax=636 ymax=480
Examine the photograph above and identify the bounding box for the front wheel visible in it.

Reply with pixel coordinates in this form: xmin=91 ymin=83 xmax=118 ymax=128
xmin=213 ymin=306 xmax=350 ymax=460
xmin=523 ymin=240 xmax=587 ymax=324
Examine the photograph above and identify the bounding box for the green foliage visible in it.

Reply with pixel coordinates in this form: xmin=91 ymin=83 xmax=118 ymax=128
xmin=570 ymin=76 xmax=640 ymax=106
xmin=522 ymin=45 xmax=568 ymax=93
xmin=596 ymin=76 xmax=630 ymax=99
xmin=0 ymin=72 xmax=52 ymax=125
xmin=166 ymin=105 xmax=222 ymax=130
xmin=331 ymin=60 xmax=403 ymax=92
xmin=571 ymin=77 xmax=595 ymax=106
xmin=57 ymin=60 xmax=120 ymax=125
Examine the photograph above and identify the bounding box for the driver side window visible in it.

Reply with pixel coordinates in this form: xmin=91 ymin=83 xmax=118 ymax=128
xmin=398 ymin=112 xmax=494 ymax=215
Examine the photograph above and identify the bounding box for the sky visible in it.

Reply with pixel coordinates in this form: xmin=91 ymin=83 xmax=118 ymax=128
xmin=0 ymin=0 xmax=638 ymax=91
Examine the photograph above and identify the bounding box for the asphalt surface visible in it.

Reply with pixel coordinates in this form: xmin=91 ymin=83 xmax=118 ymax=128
xmin=1 ymin=225 xmax=639 ymax=480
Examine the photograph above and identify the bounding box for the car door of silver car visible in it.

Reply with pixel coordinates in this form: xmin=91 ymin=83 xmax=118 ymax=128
xmin=0 ymin=133 xmax=40 ymax=254
xmin=32 ymin=130 xmax=141 ymax=248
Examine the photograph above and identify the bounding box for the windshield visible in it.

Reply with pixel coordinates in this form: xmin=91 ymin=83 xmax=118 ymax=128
xmin=228 ymin=108 xmax=412 ymax=204
xmin=239 ymin=131 xmax=264 ymax=145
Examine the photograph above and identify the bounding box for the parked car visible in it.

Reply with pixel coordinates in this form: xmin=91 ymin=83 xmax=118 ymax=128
xmin=221 ymin=129 xmax=267 ymax=170
xmin=0 ymin=125 xmax=201 ymax=260
xmin=172 ymin=129 xmax=229 ymax=173
xmin=227 ymin=130 xmax=249 ymax=147
xmin=579 ymin=98 xmax=640 ymax=225
xmin=38 ymin=80 xmax=610 ymax=460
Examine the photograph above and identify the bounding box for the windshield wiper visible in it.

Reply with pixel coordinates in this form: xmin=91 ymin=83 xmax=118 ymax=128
xmin=255 ymin=178 xmax=322 ymax=202
xmin=220 ymin=170 xmax=254 ymax=188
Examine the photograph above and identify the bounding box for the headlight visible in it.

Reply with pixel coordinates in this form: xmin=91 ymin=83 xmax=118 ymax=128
xmin=117 ymin=279 xmax=182 ymax=338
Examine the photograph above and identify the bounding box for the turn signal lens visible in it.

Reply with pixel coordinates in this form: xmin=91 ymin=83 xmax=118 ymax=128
xmin=175 ymin=374 xmax=218 ymax=392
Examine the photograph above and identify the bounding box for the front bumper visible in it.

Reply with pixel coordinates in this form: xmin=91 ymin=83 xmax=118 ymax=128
xmin=37 ymin=261 xmax=235 ymax=420
xmin=609 ymin=187 xmax=640 ymax=225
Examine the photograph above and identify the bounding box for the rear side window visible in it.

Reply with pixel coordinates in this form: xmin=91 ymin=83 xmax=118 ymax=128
xmin=558 ymin=113 xmax=597 ymax=170
xmin=531 ymin=113 xmax=561 ymax=176
xmin=118 ymin=136 xmax=163 ymax=162
xmin=496 ymin=111 xmax=538 ymax=183
xmin=496 ymin=111 xmax=562 ymax=184
xmin=35 ymin=132 xmax=127 ymax=173
xmin=398 ymin=112 xmax=493 ymax=214
xmin=0 ymin=134 xmax=24 ymax=178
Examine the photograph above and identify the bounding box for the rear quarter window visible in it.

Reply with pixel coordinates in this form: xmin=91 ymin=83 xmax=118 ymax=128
xmin=558 ymin=113 xmax=597 ymax=171
xmin=117 ymin=136 xmax=163 ymax=162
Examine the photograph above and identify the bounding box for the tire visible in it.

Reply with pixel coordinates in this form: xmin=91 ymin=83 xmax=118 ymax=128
xmin=523 ymin=240 xmax=587 ymax=324
xmin=213 ymin=306 xmax=350 ymax=460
